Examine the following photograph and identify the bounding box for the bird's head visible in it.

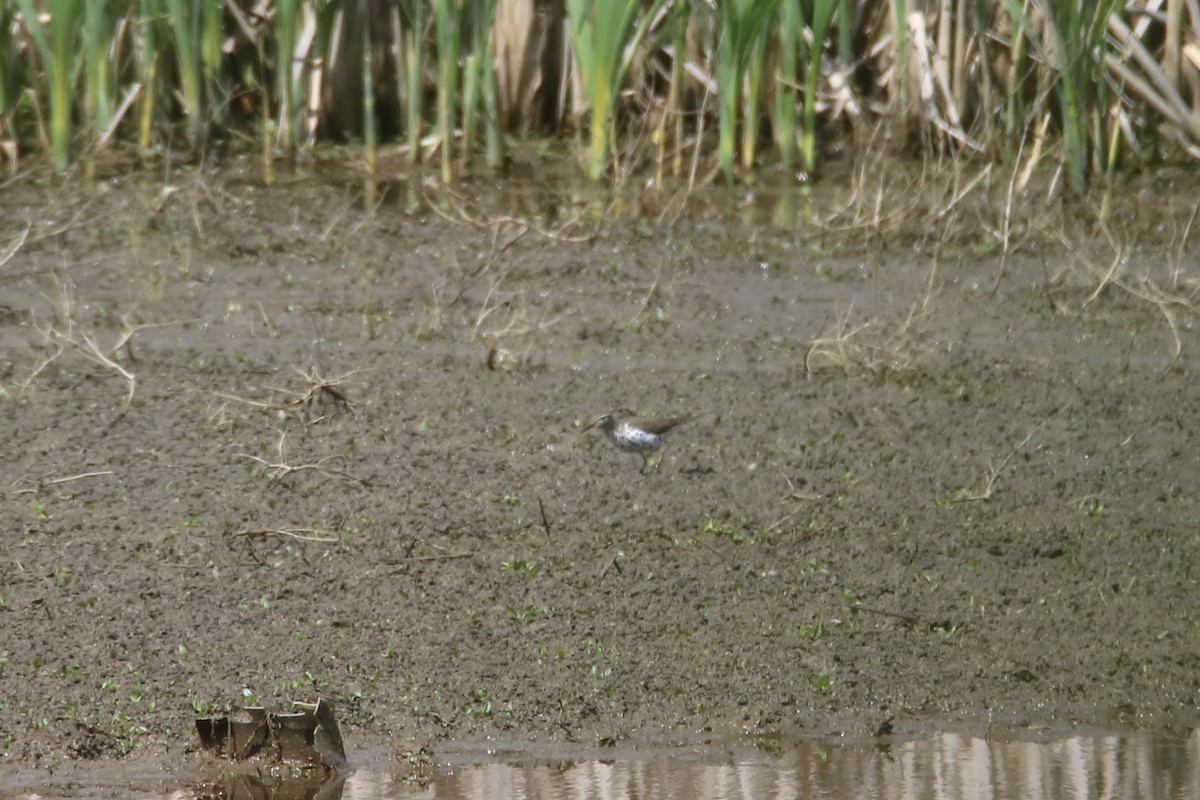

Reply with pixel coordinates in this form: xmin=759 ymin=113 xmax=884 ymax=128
xmin=584 ymin=409 xmax=631 ymax=433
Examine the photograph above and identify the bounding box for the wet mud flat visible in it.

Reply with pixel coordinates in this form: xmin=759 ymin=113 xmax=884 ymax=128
xmin=0 ymin=160 xmax=1197 ymax=770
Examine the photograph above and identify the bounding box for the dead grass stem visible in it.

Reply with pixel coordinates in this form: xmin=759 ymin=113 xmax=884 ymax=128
xmin=15 ymin=276 xmax=151 ymax=418
xmin=236 ymin=428 xmax=369 ymax=488
xmin=216 ymin=367 xmax=363 ymax=423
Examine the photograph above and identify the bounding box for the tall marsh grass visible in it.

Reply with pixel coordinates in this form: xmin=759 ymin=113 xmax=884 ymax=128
xmin=3 ymin=0 xmax=1200 ymax=190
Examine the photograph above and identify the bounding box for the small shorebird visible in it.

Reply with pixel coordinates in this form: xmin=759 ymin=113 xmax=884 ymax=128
xmin=586 ymin=409 xmax=690 ymax=472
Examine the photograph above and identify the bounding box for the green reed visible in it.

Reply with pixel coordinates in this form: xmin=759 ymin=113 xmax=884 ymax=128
xmin=890 ymin=0 xmax=908 ymax=111
xmin=460 ymin=0 xmax=500 ymax=171
xmin=2 ymin=0 xmax=1195 ymax=193
xmin=201 ymin=0 xmax=222 ymax=127
xmin=274 ymin=0 xmax=300 ymax=153
xmin=0 ymin=4 xmax=15 ymax=118
xmin=667 ymin=1 xmax=688 ymax=177
xmin=362 ymin=18 xmax=376 ymax=176
xmin=82 ymin=0 xmax=118 ymax=143
xmin=773 ymin=0 xmax=800 ymax=168
xmin=480 ymin=27 xmax=504 ymax=170
xmin=433 ymin=0 xmax=461 ymax=182
xmin=16 ymin=0 xmax=82 ymax=168
xmin=164 ymin=0 xmax=203 ymax=146
xmin=566 ymin=0 xmax=650 ymax=180
xmin=1000 ymin=0 xmax=1121 ymax=192
xmin=134 ymin=1 xmax=164 ymax=155
xmin=799 ymin=0 xmax=837 ymax=174
xmin=715 ymin=0 xmax=780 ymax=181
xmin=398 ymin=0 xmax=424 ymax=164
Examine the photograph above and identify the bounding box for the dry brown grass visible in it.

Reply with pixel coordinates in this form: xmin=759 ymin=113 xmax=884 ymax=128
xmin=15 ymin=276 xmax=145 ymax=419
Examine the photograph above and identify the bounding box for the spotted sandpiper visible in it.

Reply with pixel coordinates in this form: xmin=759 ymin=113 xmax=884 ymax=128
xmin=586 ymin=409 xmax=690 ymax=472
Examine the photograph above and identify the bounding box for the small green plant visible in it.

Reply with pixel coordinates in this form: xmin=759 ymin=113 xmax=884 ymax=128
xmin=29 ymin=497 xmax=50 ymax=521
xmin=811 ymin=667 xmax=833 ymax=692
xmin=698 ymin=516 xmax=736 ymax=536
xmin=191 ymin=697 xmax=223 ymax=715
xmin=467 ymin=688 xmax=492 ymax=718
xmin=501 ymin=557 xmax=540 ymax=578
xmin=932 ymin=621 xmax=960 ymax=638
xmin=796 ymin=620 xmax=826 ymax=639
xmin=508 ymin=603 xmax=547 ymax=621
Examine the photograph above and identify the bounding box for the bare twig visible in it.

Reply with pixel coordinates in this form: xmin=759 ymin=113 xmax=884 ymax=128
xmin=216 ymin=367 xmax=364 ymax=422
xmin=7 ymin=470 xmax=115 ymax=495
xmin=538 ymin=497 xmax=552 ymax=539
xmin=230 ymin=527 xmax=340 ymax=543
xmin=0 ymin=223 xmax=30 ymax=268
xmin=228 ymin=527 xmax=340 ymax=564
xmin=237 ymin=429 xmax=369 ymax=487
xmin=766 ymin=475 xmax=824 ymax=532
xmin=621 ymin=263 xmax=664 ymax=330
xmin=15 ymin=277 xmax=165 ymax=418
xmin=957 ymin=405 xmax=1071 ymax=501
xmin=387 ymin=536 xmax=473 ymax=572
xmin=392 ymin=552 xmax=472 ymax=564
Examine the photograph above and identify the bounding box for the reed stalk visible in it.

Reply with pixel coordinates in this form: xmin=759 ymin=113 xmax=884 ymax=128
xmin=274 ymin=0 xmax=300 ymax=154
xmin=433 ymin=0 xmax=461 ymax=182
xmin=363 ymin=17 xmax=376 ymax=176
xmin=480 ymin=22 xmax=505 ymax=169
xmin=458 ymin=0 xmax=503 ymax=171
xmin=741 ymin=23 xmax=767 ymax=169
xmin=401 ymin=0 xmax=424 ymax=164
xmin=565 ymin=0 xmax=649 ymax=180
xmin=17 ymin=0 xmax=83 ymax=168
xmin=164 ymin=0 xmax=203 ymax=146
xmin=1001 ymin=0 xmax=1121 ymax=192
xmin=462 ymin=48 xmax=480 ymax=169
xmin=3 ymin=0 xmax=1199 ymax=190
xmin=0 ymin=4 xmax=16 ymax=122
xmin=799 ymin=0 xmax=837 ymax=174
xmin=135 ymin=3 xmax=161 ymax=156
xmin=261 ymin=70 xmax=274 ymax=185
xmin=891 ymin=0 xmax=908 ymax=111
xmin=836 ymin=0 xmax=852 ymax=61
xmin=715 ymin=0 xmax=780 ymax=182
xmin=773 ymin=0 xmax=801 ymax=168
xmin=668 ymin=2 xmax=687 ymax=176
xmin=201 ymin=0 xmax=223 ymax=127
xmin=83 ymin=0 xmax=118 ymax=145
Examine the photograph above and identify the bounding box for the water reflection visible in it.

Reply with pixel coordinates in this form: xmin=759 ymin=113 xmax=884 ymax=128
xmin=342 ymin=729 xmax=1199 ymax=800
xmin=1 ymin=728 xmax=1195 ymax=799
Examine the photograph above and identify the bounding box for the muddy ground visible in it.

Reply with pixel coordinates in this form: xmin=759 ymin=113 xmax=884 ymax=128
xmin=0 ymin=155 xmax=1197 ymax=772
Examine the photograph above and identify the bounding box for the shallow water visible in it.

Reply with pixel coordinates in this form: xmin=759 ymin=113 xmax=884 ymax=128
xmin=2 ymin=728 xmax=1196 ymax=799
xmin=410 ymin=729 xmax=1200 ymax=800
